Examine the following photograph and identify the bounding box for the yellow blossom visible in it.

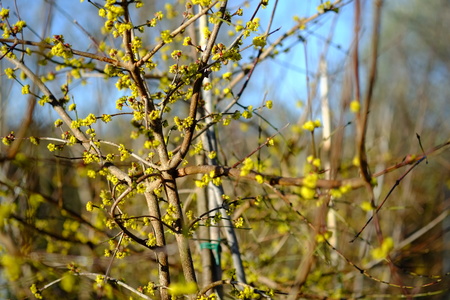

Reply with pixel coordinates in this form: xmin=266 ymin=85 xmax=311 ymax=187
xmin=352 ymin=156 xmax=360 ymax=167
xmin=360 ymin=201 xmax=373 ymax=212
xmin=21 ymin=85 xmax=30 ymax=94
xmin=371 ymin=237 xmax=394 ymax=260
xmin=350 ymin=100 xmax=360 ymax=113
xmin=302 ymin=119 xmax=321 ymax=131
xmin=222 ymin=72 xmax=232 ymax=80
xmin=255 ymin=174 xmax=264 ymax=184
xmin=300 ymin=186 xmax=315 ymax=199
xmin=0 ymin=8 xmax=10 ymax=19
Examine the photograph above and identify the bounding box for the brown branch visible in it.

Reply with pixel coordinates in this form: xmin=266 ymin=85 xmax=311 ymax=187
xmin=169 ymin=1 xmax=228 ymax=169
xmin=0 ymin=38 xmax=121 ymax=65
xmin=177 ymin=138 xmax=450 ymax=189
xmin=200 ymin=0 xmax=228 ymax=64
xmin=144 ymin=191 xmax=170 ymax=298
xmin=351 ymin=155 xmax=425 ymax=242
xmin=357 ymin=0 xmax=383 ymax=185
xmin=351 ymin=136 xmax=450 ymax=242
xmin=372 ymin=138 xmax=450 ymax=177
xmin=177 ymin=164 xmax=364 ymax=189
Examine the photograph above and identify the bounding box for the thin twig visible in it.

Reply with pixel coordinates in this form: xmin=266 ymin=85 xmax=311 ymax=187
xmin=137 ymin=1 xmax=220 ymax=66
xmin=178 ymin=139 xmax=450 ymax=190
xmin=232 ymin=123 xmax=288 ymax=168
xmin=0 ymin=38 xmax=120 ymax=65
xmin=351 ymin=156 xmax=425 ymax=242
xmin=37 ymin=272 xmax=155 ymax=300
xmin=104 ymin=232 xmax=124 ymax=283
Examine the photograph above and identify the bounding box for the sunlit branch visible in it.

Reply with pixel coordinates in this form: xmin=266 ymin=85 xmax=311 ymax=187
xmin=178 ymin=139 xmax=450 ymax=190
xmin=0 ymin=37 xmax=121 ymax=65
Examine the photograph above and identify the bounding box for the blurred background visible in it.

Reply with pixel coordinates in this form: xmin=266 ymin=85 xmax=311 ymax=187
xmin=1 ymin=0 xmax=449 ymax=298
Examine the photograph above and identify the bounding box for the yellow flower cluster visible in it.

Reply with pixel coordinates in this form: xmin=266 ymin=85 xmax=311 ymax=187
xmin=241 ymin=105 xmax=253 ymax=119
xmin=146 ymin=233 xmax=157 ymax=247
xmin=131 ymin=36 xmax=142 ymax=52
xmin=30 ymin=284 xmax=43 ymax=299
xmin=174 ymin=116 xmax=194 ymax=131
xmin=240 ymin=158 xmax=254 ymax=176
xmin=118 ymin=144 xmax=132 ymax=161
xmin=255 ymin=174 xmax=264 ymax=184
xmin=306 ymin=155 xmax=321 ymax=167
xmin=189 ymin=140 xmax=203 ymax=156
xmin=252 ymin=35 xmax=267 ymax=48
xmin=4 ymin=68 xmax=15 ymax=79
xmin=144 ymin=139 xmax=161 ymax=149
xmin=141 ymin=282 xmax=156 ymax=296
xmin=147 ymin=11 xmax=164 ymax=27
xmin=47 ymin=143 xmax=58 ymax=152
xmin=243 ymin=18 xmax=261 ymax=37
xmin=195 ymin=171 xmax=222 ymax=188
xmin=212 ymin=45 xmax=242 ymax=62
xmin=61 ymin=131 xmax=78 ymax=146
xmin=300 ymin=156 xmax=322 ymax=200
xmin=371 ymin=237 xmax=394 ymax=260
xmin=98 ymin=1 xmax=126 ymax=34
xmin=317 ymin=1 xmax=338 ymax=13
xmin=302 ymin=119 xmax=321 ymax=132
xmin=233 ymin=217 xmax=244 ymax=228
xmin=0 ymin=8 xmax=9 ymax=19
xmin=115 ymin=74 xmax=132 ymax=90
xmin=0 ymin=8 xmax=27 ymax=38
xmin=162 ymin=204 xmax=177 ymax=227
xmin=83 ymin=151 xmax=100 ymax=164
xmin=70 ymin=113 xmax=98 ymax=129
xmin=350 ymin=100 xmax=360 ymax=113
xmin=316 ymin=230 xmax=332 ymax=243
xmin=330 ymin=184 xmax=352 ymax=199
xmin=101 ymin=114 xmax=112 ymax=123
xmin=192 ymin=0 xmax=212 ymax=6
xmin=50 ymin=36 xmax=73 ymax=59
xmin=160 ymin=30 xmax=173 ymax=44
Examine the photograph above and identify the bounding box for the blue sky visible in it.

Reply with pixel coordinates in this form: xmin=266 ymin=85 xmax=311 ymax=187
xmin=1 ymin=0 xmax=363 ymax=130
xmin=255 ymin=0 xmax=355 ymax=111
